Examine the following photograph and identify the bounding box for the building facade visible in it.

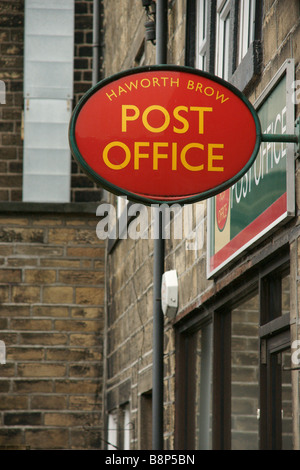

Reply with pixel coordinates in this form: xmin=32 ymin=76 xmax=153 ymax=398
xmin=102 ymin=0 xmax=300 ymax=451
xmin=0 ymin=0 xmax=300 ymax=451
xmin=0 ymin=0 xmax=105 ymax=450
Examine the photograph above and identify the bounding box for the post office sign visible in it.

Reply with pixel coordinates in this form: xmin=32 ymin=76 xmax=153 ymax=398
xmin=207 ymin=59 xmax=296 ymax=277
xmin=69 ymin=66 xmax=261 ymax=205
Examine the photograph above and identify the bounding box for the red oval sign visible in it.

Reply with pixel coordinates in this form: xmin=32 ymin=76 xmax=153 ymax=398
xmin=69 ymin=66 xmax=261 ymax=205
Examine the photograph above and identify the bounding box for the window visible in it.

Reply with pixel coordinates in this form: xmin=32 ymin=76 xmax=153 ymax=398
xmin=231 ymin=292 xmax=260 ymax=449
xmin=213 ymin=288 xmax=260 ymax=450
xmin=196 ymin=0 xmax=208 ymax=71
xmin=23 ymin=0 xmax=74 ymax=202
xmin=259 ymin=267 xmax=293 ymax=449
xmin=194 ymin=0 xmax=261 ymax=88
xmin=119 ymin=403 xmax=131 ymax=450
xmin=214 ymin=256 xmax=292 ymax=449
xmin=193 ymin=1 xmax=216 ymax=73
xmin=231 ymin=0 xmax=262 ymax=91
xmin=140 ymin=391 xmax=152 ymax=449
xmin=215 ymin=0 xmax=231 ymax=80
xmin=107 ymin=411 xmax=118 ymax=450
xmin=194 ymin=323 xmax=213 ymax=449
xmin=107 ymin=404 xmax=131 ymax=450
xmin=175 ymin=320 xmax=213 ymax=449
xmin=238 ymin=0 xmax=256 ymax=64
xmin=177 ymin=252 xmax=293 ymax=449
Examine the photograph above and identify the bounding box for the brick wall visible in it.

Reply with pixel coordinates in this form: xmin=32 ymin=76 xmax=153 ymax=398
xmin=0 ymin=0 xmax=106 ymax=450
xmin=72 ymin=0 xmax=103 ymax=203
xmin=0 ymin=0 xmax=24 ymax=202
xmin=0 ymin=208 xmax=105 ymax=449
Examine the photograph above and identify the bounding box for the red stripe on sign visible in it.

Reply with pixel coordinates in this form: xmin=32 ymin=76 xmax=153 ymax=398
xmin=210 ymin=192 xmax=287 ymax=273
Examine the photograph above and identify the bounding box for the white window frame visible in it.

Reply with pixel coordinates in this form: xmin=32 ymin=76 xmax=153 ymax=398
xmin=238 ymin=0 xmax=256 ymax=63
xmin=23 ymin=0 xmax=73 ymax=203
xmin=107 ymin=411 xmax=118 ymax=450
xmin=123 ymin=404 xmax=131 ymax=450
xmin=195 ymin=0 xmax=208 ymax=71
xmin=215 ymin=0 xmax=231 ymax=80
xmin=107 ymin=405 xmax=131 ymax=450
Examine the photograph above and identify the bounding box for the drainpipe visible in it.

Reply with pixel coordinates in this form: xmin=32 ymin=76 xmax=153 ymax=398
xmin=93 ymin=0 xmax=107 ymax=204
xmin=92 ymin=0 xmax=100 ymax=86
xmin=152 ymin=0 xmax=168 ymax=451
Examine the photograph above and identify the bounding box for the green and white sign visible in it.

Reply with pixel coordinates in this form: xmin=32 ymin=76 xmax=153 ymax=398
xmin=208 ymin=60 xmax=296 ymax=277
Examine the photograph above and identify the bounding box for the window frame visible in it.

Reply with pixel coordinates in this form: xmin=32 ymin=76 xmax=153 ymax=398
xmin=213 ymin=283 xmax=259 ymax=449
xmin=195 ymin=0 xmax=208 ymax=71
xmin=106 ymin=403 xmax=132 ymax=450
xmin=215 ymin=0 xmax=231 ymax=80
xmin=107 ymin=411 xmax=118 ymax=450
xmin=23 ymin=0 xmax=74 ymax=203
xmin=139 ymin=390 xmax=153 ymax=449
xmin=106 ymin=379 xmax=131 ymax=450
xmin=191 ymin=1 xmax=216 ymax=73
xmin=175 ymin=311 xmax=213 ymax=449
xmin=175 ymin=249 xmax=292 ymax=450
xmin=259 ymin=258 xmax=292 ymax=449
xmin=231 ymin=0 xmax=263 ymax=92
xmin=194 ymin=0 xmax=262 ymax=89
xmin=238 ymin=0 xmax=256 ymax=64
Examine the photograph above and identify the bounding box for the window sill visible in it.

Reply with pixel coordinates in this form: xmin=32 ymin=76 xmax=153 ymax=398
xmin=230 ymin=40 xmax=262 ymax=93
xmin=0 ymin=201 xmax=100 ymax=215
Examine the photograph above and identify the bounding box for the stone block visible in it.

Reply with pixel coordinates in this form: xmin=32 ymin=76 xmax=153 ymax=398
xmin=42 ymin=286 xmax=74 ymax=304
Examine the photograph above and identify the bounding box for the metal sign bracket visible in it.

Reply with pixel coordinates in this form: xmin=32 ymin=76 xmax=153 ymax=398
xmin=261 ymin=119 xmax=300 ymax=159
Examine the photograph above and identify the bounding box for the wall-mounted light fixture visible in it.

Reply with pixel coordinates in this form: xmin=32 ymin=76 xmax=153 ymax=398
xmin=141 ymin=0 xmax=156 ymax=44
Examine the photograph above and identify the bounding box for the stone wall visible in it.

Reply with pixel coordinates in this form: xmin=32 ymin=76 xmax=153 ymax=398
xmin=0 ymin=0 xmax=24 ymax=202
xmin=0 ymin=207 xmax=105 ymax=449
xmin=103 ymin=0 xmax=300 ymax=450
xmin=102 ymin=0 xmax=188 ymax=450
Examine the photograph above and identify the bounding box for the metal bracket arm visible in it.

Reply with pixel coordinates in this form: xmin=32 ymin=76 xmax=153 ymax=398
xmin=261 ymin=117 xmax=300 ymax=157
xmin=261 ymin=134 xmax=298 ymax=144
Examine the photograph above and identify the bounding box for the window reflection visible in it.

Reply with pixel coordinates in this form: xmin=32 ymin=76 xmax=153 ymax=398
xmin=194 ymin=323 xmax=213 ymax=449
